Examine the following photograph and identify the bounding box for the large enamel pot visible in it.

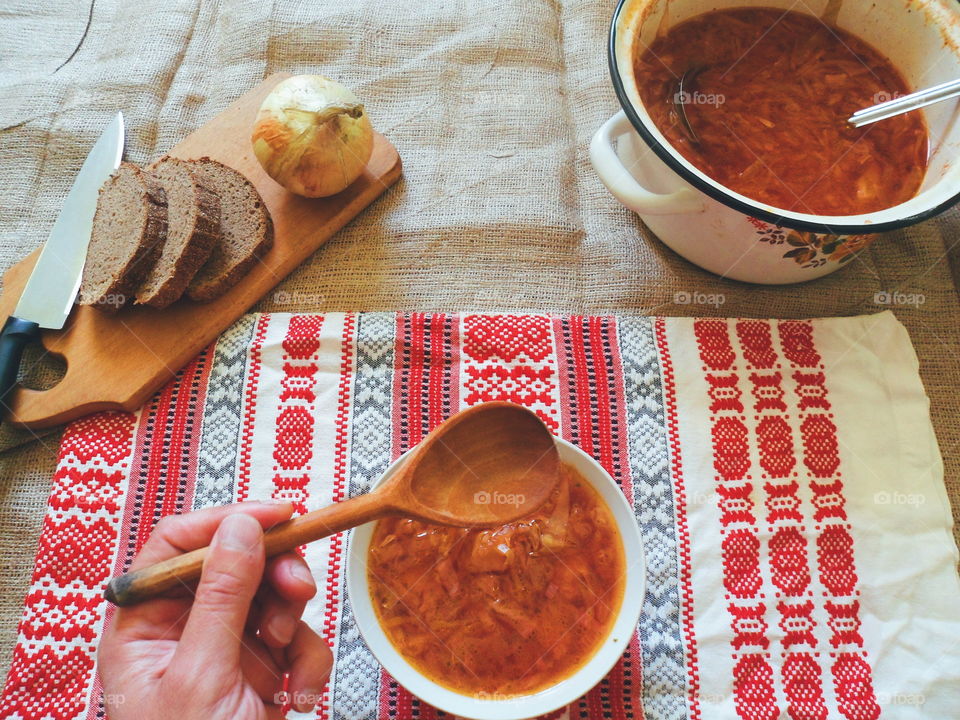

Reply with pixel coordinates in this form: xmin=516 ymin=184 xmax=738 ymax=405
xmin=591 ymin=0 xmax=960 ymax=283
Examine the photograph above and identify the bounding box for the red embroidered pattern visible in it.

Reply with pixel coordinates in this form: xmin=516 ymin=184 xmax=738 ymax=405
xmin=730 ymin=603 xmax=769 ymax=650
xmin=777 ymin=320 xmax=879 ymax=720
xmin=280 ymin=361 xmax=319 ymax=401
xmin=270 ymin=315 xmax=324 ymax=513
xmin=0 ymin=412 xmax=136 ymax=720
xmin=826 ymin=601 xmax=864 ymax=648
xmin=816 ymin=526 xmax=857 ymax=597
xmin=736 ymin=320 xmax=778 ymax=369
xmin=695 ymin=320 xmax=777 ymax=718
xmin=695 ymin=319 xmax=881 ymax=720
xmin=749 ymin=372 xmax=787 ymax=412
xmin=695 ymin=319 xmax=736 ymax=370
xmin=778 ymin=321 xmax=821 ymax=367
xmin=463 ymin=314 xmax=552 ymax=362
xmin=757 ymin=416 xmax=796 ymax=478
xmin=722 ymin=529 xmax=763 ymax=599
xmin=800 ymin=415 xmax=841 ymax=478
xmin=810 ymin=479 xmax=847 ymax=522
xmin=463 ymin=364 xmax=555 ymax=407
xmin=764 ymin=481 xmax=803 ymax=524
xmin=793 ymin=371 xmax=831 ymax=411
xmin=21 ymin=591 xmax=100 ymax=643
xmin=236 ymin=314 xmax=271 ymax=501
xmin=319 ymin=314 xmax=357 ymax=720
xmin=462 ymin=315 xmax=558 ymax=432
xmin=707 ymin=372 xmax=744 ymax=412
xmin=713 ymin=416 xmax=751 ymax=481
xmin=778 ymin=600 xmax=817 ymax=648
xmin=656 ymin=317 xmax=703 ymax=720
xmin=274 ymin=405 xmax=316 ymax=474
xmin=769 ymin=526 xmax=811 ymax=596
xmin=782 ymin=653 xmax=829 ymax=720
xmin=833 ymin=653 xmax=881 ymax=720
xmin=718 ymin=483 xmax=756 ymax=526
xmin=732 ymin=654 xmax=779 ymax=720
xmin=3 ymin=645 xmax=95 ymax=720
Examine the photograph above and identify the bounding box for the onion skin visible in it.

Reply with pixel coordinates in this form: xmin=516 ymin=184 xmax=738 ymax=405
xmin=251 ymin=75 xmax=374 ymax=198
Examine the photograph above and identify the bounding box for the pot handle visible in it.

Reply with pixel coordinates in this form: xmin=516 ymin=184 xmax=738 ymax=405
xmin=590 ymin=111 xmax=703 ymax=215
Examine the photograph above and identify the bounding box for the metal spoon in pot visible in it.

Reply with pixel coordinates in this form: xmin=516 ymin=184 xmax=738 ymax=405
xmin=673 ymin=67 xmax=706 ymax=145
xmin=848 ymin=77 xmax=960 ymax=127
xmin=104 ymin=401 xmax=561 ymax=606
xmin=672 ymin=69 xmax=960 ymax=143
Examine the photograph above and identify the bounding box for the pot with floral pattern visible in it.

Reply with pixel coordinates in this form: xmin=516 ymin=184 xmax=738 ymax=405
xmin=591 ymin=0 xmax=960 ymax=284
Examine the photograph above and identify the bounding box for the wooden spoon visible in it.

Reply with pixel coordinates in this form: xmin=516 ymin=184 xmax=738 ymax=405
xmin=104 ymin=401 xmax=560 ymax=606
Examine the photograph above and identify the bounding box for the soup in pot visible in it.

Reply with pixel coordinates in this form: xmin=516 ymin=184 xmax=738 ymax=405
xmin=633 ymin=7 xmax=928 ymax=215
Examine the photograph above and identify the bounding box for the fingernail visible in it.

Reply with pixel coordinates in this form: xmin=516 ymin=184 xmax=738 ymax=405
xmin=258 ymin=498 xmax=291 ymax=505
xmin=268 ymin=612 xmax=297 ymax=646
xmin=290 ymin=561 xmax=316 ymax=589
xmin=214 ymin=514 xmax=261 ymax=552
xmin=295 ymin=688 xmax=320 ymax=713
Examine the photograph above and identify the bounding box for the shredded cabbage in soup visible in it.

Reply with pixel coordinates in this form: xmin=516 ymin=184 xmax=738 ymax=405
xmin=634 ymin=8 xmax=928 ymax=215
xmin=368 ymin=464 xmax=625 ymax=696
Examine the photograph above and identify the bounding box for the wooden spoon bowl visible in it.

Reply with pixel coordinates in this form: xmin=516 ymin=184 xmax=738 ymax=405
xmin=105 ymin=401 xmax=560 ymax=606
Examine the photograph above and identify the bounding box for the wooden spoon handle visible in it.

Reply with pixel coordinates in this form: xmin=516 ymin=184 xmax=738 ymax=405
xmin=104 ymin=491 xmax=390 ymax=606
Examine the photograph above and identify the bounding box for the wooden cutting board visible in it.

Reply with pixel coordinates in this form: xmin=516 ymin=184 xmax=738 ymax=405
xmin=0 ymin=73 xmax=402 ymax=430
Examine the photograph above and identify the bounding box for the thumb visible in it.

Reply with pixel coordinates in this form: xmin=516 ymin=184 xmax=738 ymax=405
xmin=173 ymin=513 xmax=265 ymax=672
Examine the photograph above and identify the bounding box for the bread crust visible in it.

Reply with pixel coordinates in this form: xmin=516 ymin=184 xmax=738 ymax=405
xmin=80 ymin=163 xmax=168 ymax=314
xmin=136 ymin=157 xmax=222 ymax=308
xmin=185 ymin=157 xmax=274 ymax=302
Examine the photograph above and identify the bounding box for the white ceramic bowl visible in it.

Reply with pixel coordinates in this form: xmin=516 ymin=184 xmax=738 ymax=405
xmin=591 ymin=0 xmax=960 ymax=284
xmin=346 ymin=438 xmax=646 ymax=720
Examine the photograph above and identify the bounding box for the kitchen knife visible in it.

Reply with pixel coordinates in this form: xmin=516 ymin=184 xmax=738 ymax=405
xmin=0 ymin=112 xmax=124 ymax=415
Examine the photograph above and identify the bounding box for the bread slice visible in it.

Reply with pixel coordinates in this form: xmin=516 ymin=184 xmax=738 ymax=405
xmin=80 ymin=163 xmax=167 ymax=313
xmin=135 ymin=157 xmax=221 ymax=308
xmin=185 ymin=158 xmax=273 ymax=301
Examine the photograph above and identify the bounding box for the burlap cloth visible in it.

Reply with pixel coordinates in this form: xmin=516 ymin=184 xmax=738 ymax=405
xmin=1 ymin=0 xmax=957 ymax=677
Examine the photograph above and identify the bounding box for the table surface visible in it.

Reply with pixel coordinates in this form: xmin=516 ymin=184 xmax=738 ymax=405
xmin=1 ymin=0 xmax=957 ymax=678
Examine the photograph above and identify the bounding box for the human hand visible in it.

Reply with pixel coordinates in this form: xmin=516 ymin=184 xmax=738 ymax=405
xmin=98 ymin=502 xmax=333 ymax=719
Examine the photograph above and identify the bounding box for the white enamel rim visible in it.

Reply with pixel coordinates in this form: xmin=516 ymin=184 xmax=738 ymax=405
xmin=346 ymin=438 xmax=646 ymax=720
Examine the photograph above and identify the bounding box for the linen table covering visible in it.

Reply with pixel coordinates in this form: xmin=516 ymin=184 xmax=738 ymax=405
xmin=1 ymin=311 xmax=957 ymax=720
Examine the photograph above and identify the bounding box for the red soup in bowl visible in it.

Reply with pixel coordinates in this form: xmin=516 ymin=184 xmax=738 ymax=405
xmin=367 ymin=463 xmax=626 ymax=697
xmin=633 ymin=7 xmax=928 ymax=215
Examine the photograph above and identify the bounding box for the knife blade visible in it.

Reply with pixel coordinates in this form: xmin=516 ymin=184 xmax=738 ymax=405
xmin=0 ymin=112 xmax=124 ymax=413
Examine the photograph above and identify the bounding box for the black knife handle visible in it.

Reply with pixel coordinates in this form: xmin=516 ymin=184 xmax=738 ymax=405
xmin=0 ymin=316 xmax=40 ymax=415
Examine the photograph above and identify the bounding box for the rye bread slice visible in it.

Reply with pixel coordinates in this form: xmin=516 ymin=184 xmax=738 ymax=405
xmin=135 ymin=157 xmax=221 ymax=308
xmin=185 ymin=158 xmax=273 ymax=302
xmin=79 ymin=163 xmax=167 ymax=314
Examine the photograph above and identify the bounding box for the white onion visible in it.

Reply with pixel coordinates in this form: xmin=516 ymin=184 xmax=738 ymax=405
xmin=251 ymin=75 xmax=374 ymax=198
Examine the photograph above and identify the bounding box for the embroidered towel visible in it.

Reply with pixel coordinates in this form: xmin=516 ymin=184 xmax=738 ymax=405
xmin=2 ymin=311 xmax=957 ymax=720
